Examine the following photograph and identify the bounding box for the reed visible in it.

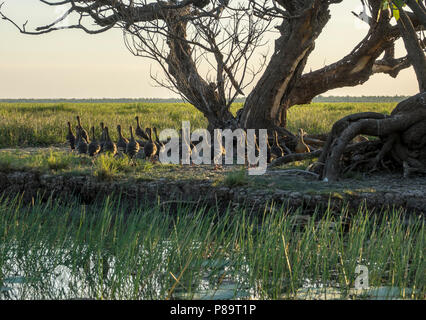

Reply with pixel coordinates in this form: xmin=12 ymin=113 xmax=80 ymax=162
xmin=0 ymin=195 xmax=423 ymax=300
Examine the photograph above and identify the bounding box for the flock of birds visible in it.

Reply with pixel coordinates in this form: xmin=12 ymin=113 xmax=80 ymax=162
xmin=66 ymin=115 xmax=312 ymax=166
xmin=66 ymin=115 xmax=160 ymax=163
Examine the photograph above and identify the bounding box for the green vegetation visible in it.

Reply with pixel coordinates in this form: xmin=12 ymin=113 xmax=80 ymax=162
xmin=0 ymin=149 xmax=233 ymax=182
xmin=222 ymin=169 xmax=249 ymax=188
xmin=1 ymin=101 xmax=423 ymax=301
xmin=0 ymin=149 xmax=91 ymax=174
xmin=0 ymin=102 xmax=397 ymax=148
xmin=0 ymin=149 xmax=414 ymax=197
xmin=0 ymin=195 xmax=423 ymax=300
xmin=288 ymin=102 xmax=395 ymax=135
xmin=93 ymin=154 xmax=131 ymax=182
xmin=312 ymin=95 xmax=409 ymax=103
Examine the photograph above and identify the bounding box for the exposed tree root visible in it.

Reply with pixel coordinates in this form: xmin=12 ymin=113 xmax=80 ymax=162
xmin=269 ymin=150 xmax=322 ymax=168
xmin=317 ymin=93 xmax=426 ymax=182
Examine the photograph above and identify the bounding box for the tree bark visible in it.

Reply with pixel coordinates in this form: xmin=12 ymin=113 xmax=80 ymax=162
xmin=319 ymin=92 xmax=426 ymax=182
xmin=238 ymin=1 xmax=416 ymax=132
xmin=395 ymin=5 xmax=426 ymax=92
xmin=239 ymin=0 xmax=333 ymax=130
xmin=165 ymin=9 xmax=235 ymax=131
xmin=405 ymin=0 xmax=426 ymax=27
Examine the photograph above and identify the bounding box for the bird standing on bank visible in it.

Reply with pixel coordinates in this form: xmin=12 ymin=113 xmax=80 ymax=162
xmin=213 ymin=129 xmax=225 ymax=170
xmin=99 ymin=122 xmax=106 ymax=151
xmin=76 ymin=115 xmax=89 ymax=143
xmin=103 ymin=126 xmax=117 ymax=156
xmin=295 ymin=128 xmax=310 ymax=154
xmin=76 ymin=126 xmax=88 ymax=155
xmin=117 ymin=124 xmax=129 ymax=154
xmin=126 ymin=126 xmax=140 ymax=164
xmin=88 ymin=126 xmax=101 ymax=157
xmin=271 ymin=130 xmax=284 ymax=159
xmin=135 ymin=116 xmax=150 ymax=141
xmin=152 ymin=127 xmax=164 ymax=156
xmin=143 ymin=127 xmax=157 ymax=162
xmin=66 ymin=121 xmax=76 ymax=150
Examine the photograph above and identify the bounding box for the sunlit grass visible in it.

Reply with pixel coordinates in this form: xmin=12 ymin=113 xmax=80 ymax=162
xmin=0 ymin=102 xmax=397 ymax=148
xmin=0 ymin=149 xmax=90 ymax=173
xmin=0 ymin=195 xmax=423 ymax=300
xmin=222 ymin=169 xmax=249 ymax=188
xmin=287 ymin=102 xmax=395 ymax=135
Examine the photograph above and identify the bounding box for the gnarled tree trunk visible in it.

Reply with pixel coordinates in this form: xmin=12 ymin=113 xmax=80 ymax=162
xmin=318 ymin=92 xmax=426 ymax=182
xmin=395 ymin=3 xmax=426 ymax=92
xmin=239 ymin=1 xmax=418 ymax=132
xmin=239 ymin=0 xmax=332 ymax=130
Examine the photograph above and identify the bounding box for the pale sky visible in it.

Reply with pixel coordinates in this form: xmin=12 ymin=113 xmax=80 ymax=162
xmin=0 ymin=0 xmax=419 ymax=99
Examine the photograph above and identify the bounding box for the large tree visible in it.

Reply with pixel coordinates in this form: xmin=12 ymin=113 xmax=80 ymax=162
xmin=0 ymin=0 xmax=422 ymax=132
xmin=314 ymin=0 xmax=426 ymax=181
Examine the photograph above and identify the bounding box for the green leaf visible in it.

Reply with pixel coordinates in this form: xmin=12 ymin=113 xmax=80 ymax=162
xmin=393 ymin=8 xmax=400 ymax=21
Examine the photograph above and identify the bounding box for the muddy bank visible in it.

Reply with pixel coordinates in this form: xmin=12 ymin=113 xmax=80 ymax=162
xmin=0 ymin=170 xmax=425 ymax=215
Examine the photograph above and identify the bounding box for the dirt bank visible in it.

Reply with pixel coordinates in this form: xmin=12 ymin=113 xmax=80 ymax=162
xmin=0 ymin=169 xmax=425 ymax=214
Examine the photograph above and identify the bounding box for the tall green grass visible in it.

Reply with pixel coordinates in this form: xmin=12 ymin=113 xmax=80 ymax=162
xmin=0 ymin=195 xmax=423 ymax=300
xmin=0 ymin=102 xmax=397 ymax=148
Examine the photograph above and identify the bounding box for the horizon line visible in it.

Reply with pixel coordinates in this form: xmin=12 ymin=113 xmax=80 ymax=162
xmin=0 ymin=94 xmax=412 ymax=100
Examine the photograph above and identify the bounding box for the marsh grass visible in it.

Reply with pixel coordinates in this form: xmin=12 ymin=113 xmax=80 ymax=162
xmin=92 ymin=154 xmax=133 ymax=182
xmin=46 ymin=151 xmax=73 ymax=171
xmin=0 ymin=102 xmax=397 ymax=148
xmin=0 ymin=149 xmax=90 ymax=173
xmin=222 ymin=169 xmax=249 ymax=188
xmin=0 ymin=195 xmax=423 ymax=300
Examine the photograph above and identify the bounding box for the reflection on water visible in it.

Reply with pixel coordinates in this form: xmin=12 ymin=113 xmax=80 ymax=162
xmin=0 ymin=245 xmax=417 ymax=300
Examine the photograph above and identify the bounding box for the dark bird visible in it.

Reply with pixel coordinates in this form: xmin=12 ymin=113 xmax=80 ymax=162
xmin=244 ymin=131 xmax=259 ymax=168
xmin=271 ymin=130 xmax=284 ymax=159
xmin=135 ymin=116 xmax=150 ymax=141
xmin=295 ymin=128 xmax=310 ymax=154
xmin=88 ymin=126 xmax=101 ymax=157
xmin=153 ymin=127 xmax=164 ymax=156
xmin=144 ymin=127 xmax=157 ymax=161
xmin=126 ymin=126 xmax=140 ymax=163
xmin=153 ymin=127 xmax=161 ymax=144
xmin=99 ymin=122 xmax=106 ymax=151
xmin=76 ymin=115 xmax=89 ymax=143
xmin=180 ymin=129 xmax=193 ymax=165
xmin=102 ymin=126 xmax=117 ymax=156
xmin=212 ymin=129 xmax=225 ymax=170
xmin=254 ymin=132 xmax=271 ymax=163
xmin=76 ymin=126 xmax=88 ymax=155
xmin=66 ymin=121 xmax=76 ymax=150
xmin=117 ymin=124 xmax=129 ymax=154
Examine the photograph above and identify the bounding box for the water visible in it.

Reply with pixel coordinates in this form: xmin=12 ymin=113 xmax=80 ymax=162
xmin=0 ymin=244 xmax=418 ymax=300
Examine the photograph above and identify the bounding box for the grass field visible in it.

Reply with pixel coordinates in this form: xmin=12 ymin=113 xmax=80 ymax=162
xmin=0 ymin=102 xmax=397 ymax=148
